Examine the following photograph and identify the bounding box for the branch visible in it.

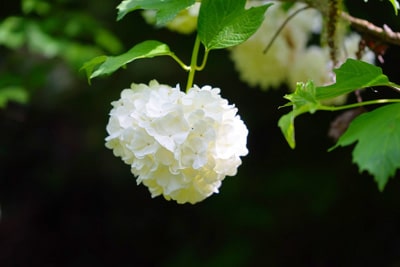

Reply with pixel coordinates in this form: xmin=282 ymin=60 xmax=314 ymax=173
xmin=263 ymin=5 xmax=311 ymax=54
xmin=341 ymin=12 xmax=400 ymax=46
xmin=274 ymin=0 xmax=400 ymax=46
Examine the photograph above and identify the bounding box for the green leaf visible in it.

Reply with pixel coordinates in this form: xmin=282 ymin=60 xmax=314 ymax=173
xmin=285 ymin=81 xmax=319 ymax=113
xmin=22 ymin=0 xmax=51 ymax=15
xmin=26 ymin=23 xmax=62 ymax=57
xmin=330 ymin=103 xmax=400 ymax=191
xmin=81 ymin=40 xmax=173 ymax=81
xmin=280 ymin=2 xmax=296 ymax=12
xmin=117 ymin=0 xmax=195 ymax=24
xmin=198 ymin=0 xmax=271 ymax=50
xmin=0 ymin=17 xmax=26 ymax=49
xmin=278 ymin=81 xmax=320 ymax=149
xmin=0 ymin=86 xmax=29 ymax=108
xmin=278 ymin=111 xmax=296 ymax=149
xmin=80 ymin=56 xmax=107 ymax=83
xmin=279 ymin=60 xmax=400 ymax=149
xmin=95 ymin=29 xmax=123 ymax=55
xmin=316 ymin=59 xmax=400 ymax=100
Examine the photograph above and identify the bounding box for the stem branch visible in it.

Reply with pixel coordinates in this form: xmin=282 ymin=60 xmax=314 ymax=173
xmin=196 ymin=49 xmax=209 ymax=71
xmin=341 ymin=12 xmax=400 ymax=46
xmin=171 ymin=54 xmax=190 ymax=71
xmin=319 ymin=99 xmax=400 ymax=112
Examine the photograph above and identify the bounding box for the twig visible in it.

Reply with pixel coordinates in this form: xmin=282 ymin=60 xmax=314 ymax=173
xmin=274 ymin=0 xmax=400 ymax=47
xmin=341 ymin=12 xmax=400 ymax=46
xmin=263 ymin=6 xmax=311 ymax=54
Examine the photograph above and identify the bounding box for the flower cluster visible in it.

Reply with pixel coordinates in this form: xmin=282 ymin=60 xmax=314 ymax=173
xmin=105 ymin=80 xmax=249 ymax=204
xmin=230 ymin=2 xmax=322 ymax=90
xmin=229 ymin=1 xmax=376 ymax=104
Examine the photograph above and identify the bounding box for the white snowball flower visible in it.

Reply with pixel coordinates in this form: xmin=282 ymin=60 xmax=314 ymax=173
xmin=142 ymin=2 xmax=200 ymax=34
xmin=229 ymin=1 xmax=322 ymax=90
xmin=105 ymin=80 xmax=249 ymax=204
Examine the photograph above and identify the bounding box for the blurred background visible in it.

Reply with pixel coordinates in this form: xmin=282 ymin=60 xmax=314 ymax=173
xmin=1 ymin=0 xmax=400 ymax=266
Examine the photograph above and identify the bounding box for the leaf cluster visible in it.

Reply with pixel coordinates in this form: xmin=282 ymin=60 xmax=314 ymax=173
xmin=279 ymin=59 xmax=400 ymax=190
xmin=0 ymin=0 xmax=123 ymax=108
xmin=81 ymin=0 xmax=271 ymax=81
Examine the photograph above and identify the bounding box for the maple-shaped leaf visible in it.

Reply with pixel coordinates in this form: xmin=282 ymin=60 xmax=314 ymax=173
xmin=330 ymin=103 xmax=400 ymax=190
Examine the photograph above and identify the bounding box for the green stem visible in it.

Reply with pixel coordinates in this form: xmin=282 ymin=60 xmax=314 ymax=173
xmin=319 ymin=99 xmax=400 ymax=111
xmin=186 ymin=35 xmax=202 ymax=92
xmin=171 ymin=54 xmax=190 ymax=71
xmin=196 ymin=49 xmax=209 ymax=71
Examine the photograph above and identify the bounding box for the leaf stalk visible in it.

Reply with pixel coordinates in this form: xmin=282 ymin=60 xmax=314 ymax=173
xmin=186 ymin=35 xmax=208 ymax=91
xmin=319 ymin=99 xmax=400 ymax=111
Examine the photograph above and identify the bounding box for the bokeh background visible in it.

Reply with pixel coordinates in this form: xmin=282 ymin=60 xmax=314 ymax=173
xmin=1 ymin=1 xmax=400 ymax=266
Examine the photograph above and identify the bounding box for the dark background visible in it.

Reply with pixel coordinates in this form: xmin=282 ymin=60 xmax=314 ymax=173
xmin=1 ymin=1 xmax=400 ymax=266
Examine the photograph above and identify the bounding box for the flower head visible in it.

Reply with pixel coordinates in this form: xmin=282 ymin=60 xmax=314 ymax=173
xmin=105 ymin=80 xmax=248 ymax=204
xmin=229 ymin=1 xmax=322 ymax=90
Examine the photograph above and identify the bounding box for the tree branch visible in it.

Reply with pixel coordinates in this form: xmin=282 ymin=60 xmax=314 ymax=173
xmin=274 ymin=0 xmax=400 ymax=46
xmin=341 ymin=11 xmax=400 ymax=46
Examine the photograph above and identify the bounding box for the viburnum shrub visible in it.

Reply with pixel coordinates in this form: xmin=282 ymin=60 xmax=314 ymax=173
xmin=82 ymin=0 xmax=400 ymax=203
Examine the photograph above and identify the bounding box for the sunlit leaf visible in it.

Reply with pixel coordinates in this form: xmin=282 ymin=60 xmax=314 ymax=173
xmin=285 ymin=81 xmax=319 ymax=113
xmin=117 ymin=0 xmax=195 ymax=24
xmin=0 ymin=17 xmax=26 ymax=49
xmin=22 ymin=0 xmax=51 ymax=15
xmin=330 ymin=103 xmax=400 ymax=190
xmin=278 ymin=81 xmax=320 ymax=149
xmin=198 ymin=0 xmax=271 ymax=50
xmin=316 ymin=59 xmax=399 ymax=100
xmin=0 ymin=86 xmax=28 ymax=108
xmin=278 ymin=111 xmax=296 ymax=149
xmin=26 ymin=22 xmax=61 ymax=57
xmin=388 ymin=0 xmax=399 ymax=15
xmin=279 ymin=61 xmax=400 ymax=150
